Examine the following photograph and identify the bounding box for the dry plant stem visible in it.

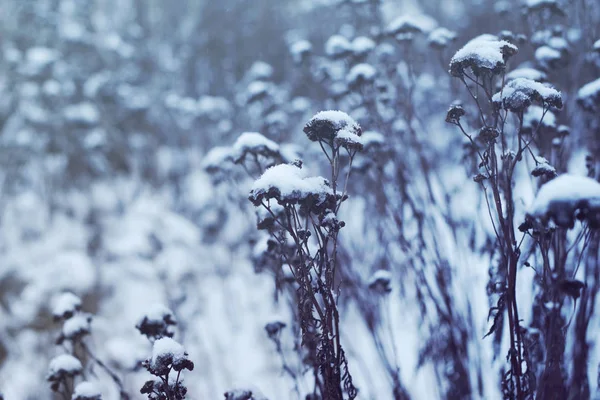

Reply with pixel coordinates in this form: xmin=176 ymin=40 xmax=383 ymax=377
xmin=81 ymin=342 xmax=130 ymax=400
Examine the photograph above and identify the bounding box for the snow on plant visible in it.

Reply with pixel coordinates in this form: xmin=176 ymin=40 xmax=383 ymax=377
xmin=136 ymin=305 xmax=193 ymax=400
xmin=140 ymin=337 xmax=194 ymax=400
xmin=72 ymin=381 xmax=102 ymax=400
xmin=136 ymin=304 xmax=178 ymax=341
xmin=447 ymin=30 xmax=600 ymax=399
xmin=247 ymin=110 xmax=361 ymax=399
xmin=48 ymin=292 xmax=128 ymax=400
xmin=449 ymin=34 xmax=517 ymax=78
xmin=526 ymin=174 xmax=600 ymax=228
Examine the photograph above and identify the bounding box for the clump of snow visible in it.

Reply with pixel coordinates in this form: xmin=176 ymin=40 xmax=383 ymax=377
xmin=387 ymin=14 xmax=436 ymax=38
xmin=72 ymin=381 xmax=102 ymax=400
xmin=361 ymin=131 xmax=385 ymax=149
xmin=531 ymin=157 xmax=557 ymax=178
xmin=450 ymin=35 xmax=518 ymax=77
xmin=325 ymin=35 xmax=352 ymax=58
xmin=368 ymin=269 xmax=393 ymax=293
xmin=428 ymin=27 xmax=457 ymax=49
xmin=304 ymin=110 xmax=361 ymax=142
xmin=52 ymin=292 xmax=82 ymax=320
xmin=246 ymin=81 xmax=270 ymax=102
xmin=63 ymin=103 xmax=100 ymax=126
xmin=249 ymin=164 xmax=333 ymax=207
xmin=492 ymin=78 xmax=562 ymax=111
xmin=577 ymin=78 xmax=600 ymax=111
xmin=290 ymin=40 xmax=312 ymax=63
xmin=528 ymin=174 xmax=600 ymax=227
xmin=48 ymin=354 xmax=83 ymax=378
xmin=351 ymin=36 xmax=375 ymax=55
xmin=25 ymin=47 xmax=58 ymax=67
xmin=202 ymin=146 xmax=233 ymax=172
xmin=247 ymin=61 xmax=274 ymax=81
xmin=347 ymin=63 xmax=377 ymax=85
xmin=594 ymin=39 xmax=600 ymax=51
xmin=137 ymin=304 xmax=177 ymax=340
xmin=62 ymin=314 xmax=91 ymax=340
xmin=535 ymin=45 xmax=561 ymax=65
xmin=151 ymin=337 xmax=186 ymax=367
xmin=506 ymin=67 xmax=547 ymax=82
xmin=231 ymin=132 xmax=280 ymax=163
xmin=334 ymin=128 xmax=365 ymax=151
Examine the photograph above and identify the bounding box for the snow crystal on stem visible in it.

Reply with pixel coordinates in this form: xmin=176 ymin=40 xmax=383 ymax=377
xmin=450 ymin=35 xmax=517 ymax=77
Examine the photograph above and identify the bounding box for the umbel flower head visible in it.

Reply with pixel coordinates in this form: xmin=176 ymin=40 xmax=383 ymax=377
xmin=303 ymin=110 xmax=362 ymax=144
xmin=137 ymin=304 xmax=178 ymax=340
xmin=492 ymin=78 xmax=562 ymax=112
xmin=47 ymin=354 xmax=83 ymax=392
xmin=449 ymin=34 xmax=517 ymax=78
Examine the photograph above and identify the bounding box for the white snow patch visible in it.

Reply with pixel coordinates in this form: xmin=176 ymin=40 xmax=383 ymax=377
xmin=529 ymin=174 xmax=600 ymax=216
xmin=52 ymin=292 xmax=81 ymax=318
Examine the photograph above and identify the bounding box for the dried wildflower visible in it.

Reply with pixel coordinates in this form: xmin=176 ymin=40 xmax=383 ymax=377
xmin=478 ymin=127 xmax=500 ymax=143
xmin=57 ymin=314 xmax=92 ymax=344
xmin=368 ymin=269 xmax=392 ymax=294
xmin=52 ymin=292 xmax=82 ymax=321
xmin=558 ymin=279 xmax=585 ymax=300
xmin=137 ymin=304 xmax=177 ymax=340
xmin=265 ymin=320 xmax=286 ymax=338
xmin=428 ymin=27 xmax=457 ymax=50
xmin=449 ymin=35 xmax=517 ymax=78
xmin=473 ymin=174 xmax=488 ymax=183
xmin=303 ymin=110 xmax=361 ymax=143
xmin=492 ymin=78 xmax=562 ymax=112
xmin=72 ymin=381 xmax=102 ymax=400
xmin=445 ymin=105 xmax=465 ymax=124
xmin=531 ymin=158 xmax=557 ymax=179
xmin=47 ymin=354 xmax=83 ymax=392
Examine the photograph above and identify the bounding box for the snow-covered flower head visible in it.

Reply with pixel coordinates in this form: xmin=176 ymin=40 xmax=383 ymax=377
xmin=72 ymin=381 xmax=102 ymax=400
xmin=136 ymin=304 xmax=177 ymax=340
xmin=231 ymin=132 xmax=281 ymax=165
xmin=47 ymin=354 xmax=83 ymax=392
xmin=57 ymin=314 xmax=92 ymax=344
xmin=325 ymin=35 xmax=352 ymax=58
xmin=492 ymin=78 xmax=562 ymax=112
xmin=52 ymin=292 xmax=82 ymax=321
xmin=450 ymin=35 xmax=518 ymax=78
xmin=144 ymin=337 xmax=194 ymax=376
xmin=303 ymin=110 xmax=362 ymax=144
xmin=526 ymin=174 xmax=600 ymax=229
xmin=248 ymin=164 xmax=335 ymax=211
xmin=346 ymin=63 xmax=377 ymax=88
